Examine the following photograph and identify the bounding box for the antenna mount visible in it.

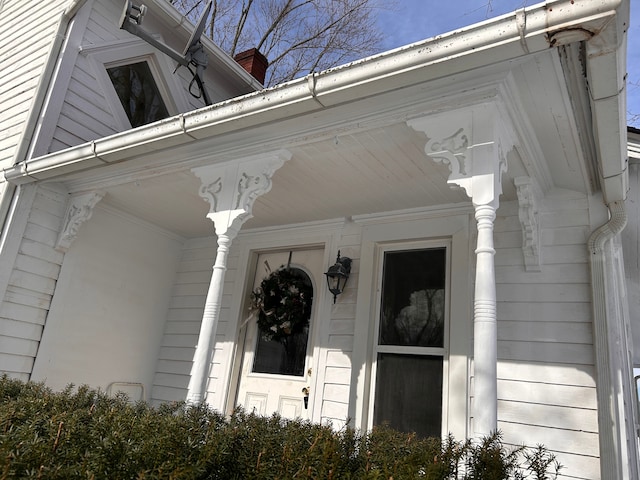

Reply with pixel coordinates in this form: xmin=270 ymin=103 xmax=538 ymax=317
xmin=119 ymin=0 xmax=213 ymax=105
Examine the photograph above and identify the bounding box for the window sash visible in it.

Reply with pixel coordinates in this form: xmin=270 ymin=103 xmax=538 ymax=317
xmin=369 ymin=241 xmax=451 ymax=437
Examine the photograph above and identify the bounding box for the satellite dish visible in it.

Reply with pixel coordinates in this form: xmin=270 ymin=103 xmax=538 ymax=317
xmin=119 ymin=0 xmax=213 ymax=106
xmin=183 ymin=0 xmax=212 ymax=57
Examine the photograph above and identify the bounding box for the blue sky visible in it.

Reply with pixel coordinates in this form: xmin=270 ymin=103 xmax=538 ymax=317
xmin=376 ymin=0 xmax=639 ymax=127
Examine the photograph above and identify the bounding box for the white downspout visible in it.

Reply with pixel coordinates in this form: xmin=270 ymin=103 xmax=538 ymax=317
xmin=588 ymin=200 xmax=639 ymax=480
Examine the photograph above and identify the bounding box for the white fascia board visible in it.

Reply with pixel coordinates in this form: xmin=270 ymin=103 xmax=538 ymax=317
xmin=4 ymin=0 xmax=625 ymax=185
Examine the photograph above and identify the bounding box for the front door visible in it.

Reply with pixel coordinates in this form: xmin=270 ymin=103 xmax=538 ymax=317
xmin=236 ymin=248 xmax=324 ymax=420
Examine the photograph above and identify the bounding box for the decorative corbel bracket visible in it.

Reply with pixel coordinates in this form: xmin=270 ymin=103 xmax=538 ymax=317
xmin=407 ymin=104 xmax=513 ymax=209
xmin=55 ymin=191 xmax=105 ymax=253
xmin=514 ymin=176 xmax=542 ymax=271
xmin=191 ymin=149 xmax=292 ymax=239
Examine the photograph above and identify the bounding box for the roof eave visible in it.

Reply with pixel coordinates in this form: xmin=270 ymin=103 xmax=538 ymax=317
xmin=4 ymin=0 xmax=625 ymax=186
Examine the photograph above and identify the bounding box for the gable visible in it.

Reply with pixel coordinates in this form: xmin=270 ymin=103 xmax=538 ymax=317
xmin=29 ymin=0 xmax=259 ymax=159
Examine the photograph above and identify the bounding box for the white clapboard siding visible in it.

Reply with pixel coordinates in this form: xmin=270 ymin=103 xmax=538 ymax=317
xmin=318 ymin=230 xmax=361 ymax=427
xmin=151 ymin=237 xmax=216 ymax=404
xmin=0 ymin=0 xmax=68 ymax=168
xmin=0 ymin=184 xmax=67 ymax=378
xmin=494 ymin=197 xmax=598 ymax=480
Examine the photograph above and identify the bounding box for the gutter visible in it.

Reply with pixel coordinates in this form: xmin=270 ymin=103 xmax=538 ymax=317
xmin=3 ymin=0 xmax=624 ymax=185
xmin=583 ymin=0 xmax=629 ymax=203
xmin=0 ymin=0 xmax=88 ymax=232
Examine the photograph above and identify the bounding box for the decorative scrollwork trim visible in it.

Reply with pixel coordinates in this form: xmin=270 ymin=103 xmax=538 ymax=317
xmin=514 ymin=176 xmax=541 ymax=271
xmin=56 ymin=191 xmax=105 ymax=253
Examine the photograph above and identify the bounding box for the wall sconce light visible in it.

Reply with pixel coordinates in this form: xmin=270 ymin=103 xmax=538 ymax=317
xmin=325 ymin=251 xmax=352 ymax=303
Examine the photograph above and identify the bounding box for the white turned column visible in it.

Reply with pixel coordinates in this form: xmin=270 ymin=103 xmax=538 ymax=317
xmin=187 ymin=230 xmax=235 ymax=404
xmin=408 ymin=104 xmax=512 ymax=437
xmin=186 ymin=151 xmax=291 ymax=404
xmin=472 ymin=202 xmax=498 ymax=436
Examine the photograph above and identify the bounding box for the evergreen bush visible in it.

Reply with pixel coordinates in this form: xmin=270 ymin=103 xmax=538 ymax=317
xmin=0 ymin=376 xmax=561 ymax=479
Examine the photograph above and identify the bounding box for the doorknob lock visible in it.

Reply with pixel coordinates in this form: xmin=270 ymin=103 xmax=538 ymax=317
xmin=302 ymin=386 xmax=310 ymax=409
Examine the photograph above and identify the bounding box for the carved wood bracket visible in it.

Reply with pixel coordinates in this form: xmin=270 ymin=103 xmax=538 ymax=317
xmin=55 ymin=191 xmax=105 ymax=253
xmin=191 ymin=149 xmax=292 ymax=239
xmin=407 ymin=104 xmax=513 ymax=209
xmin=514 ymin=176 xmax=542 ymax=271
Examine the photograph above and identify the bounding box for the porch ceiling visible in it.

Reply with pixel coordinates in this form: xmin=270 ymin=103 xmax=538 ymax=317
xmin=51 ymin=47 xmax=594 ymax=239
xmin=102 ymin=123 xmax=472 ymax=237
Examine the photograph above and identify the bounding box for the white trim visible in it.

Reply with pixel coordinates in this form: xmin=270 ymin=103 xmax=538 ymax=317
xmin=6 ymin=0 xmax=625 ymax=187
xmin=222 ymin=226 xmax=341 ymax=422
xmin=367 ymin=240 xmax=452 ymax=437
xmin=28 ymin=0 xmax=94 ymax=159
xmin=351 ymin=211 xmax=472 ymax=439
xmin=82 ymin=37 xmax=190 ymax=130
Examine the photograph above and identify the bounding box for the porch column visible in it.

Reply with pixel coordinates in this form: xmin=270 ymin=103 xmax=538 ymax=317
xmin=408 ymin=105 xmax=512 ymax=437
xmin=472 ymin=201 xmax=499 ymax=435
xmin=186 ymin=150 xmax=291 ymax=404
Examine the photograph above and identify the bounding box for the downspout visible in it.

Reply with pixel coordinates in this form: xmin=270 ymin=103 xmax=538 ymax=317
xmin=588 ymin=200 xmax=636 ymax=480
xmin=0 ymin=0 xmax=88 ymax=237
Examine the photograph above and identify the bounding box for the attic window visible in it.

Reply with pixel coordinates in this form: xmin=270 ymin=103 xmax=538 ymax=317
xmin=107 ymin=61 xmax=169 ymax=128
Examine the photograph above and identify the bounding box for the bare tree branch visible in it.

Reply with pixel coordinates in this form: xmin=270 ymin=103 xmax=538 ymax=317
xmin=170 ymin=0 xmax=386 ymax=86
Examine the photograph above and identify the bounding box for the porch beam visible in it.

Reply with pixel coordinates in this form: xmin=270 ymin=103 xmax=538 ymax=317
xmin=186 ymin=150 xmax=291 ymax=404
xmin=408 ymin=104 xmax=513 ymax=437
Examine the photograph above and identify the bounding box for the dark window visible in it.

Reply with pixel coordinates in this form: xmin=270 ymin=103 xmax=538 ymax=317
xmin=373 ymin=247 xmax=447 ymax=438
xmin=252 ymin=267 xmax=312 ymax=377
xmin=107 ymin=61 xmax=169 ymax=128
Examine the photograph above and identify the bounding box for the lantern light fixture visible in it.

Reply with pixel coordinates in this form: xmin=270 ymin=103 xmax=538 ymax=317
xmin=324 ymin=251 xmax=352 ymax=303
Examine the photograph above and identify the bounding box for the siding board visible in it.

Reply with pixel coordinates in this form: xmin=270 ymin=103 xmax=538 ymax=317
xmin=498 ymin=340 xmax=594 ymax=365
xmin=0 ymin=185 xmax=67 ymax=379
xmin=498 ymin=379 xmax=596 ymax=410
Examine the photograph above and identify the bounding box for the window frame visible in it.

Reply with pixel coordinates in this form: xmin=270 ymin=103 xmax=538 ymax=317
xmin=105 ymin=59 xmax=172 ymax=128
xmin=367 ymin=240 xmax=452 ymax=437
xmin=350 ymin=211 xmax=473 ymax=440
xmin=81 ymin=38 xmax=190 ymax=130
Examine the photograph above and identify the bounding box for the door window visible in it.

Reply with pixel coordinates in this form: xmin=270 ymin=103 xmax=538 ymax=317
xmin=252 ymin=267 xmax=313 ymax=377
xmin=372 ymin=246 xmax=448 ymax=438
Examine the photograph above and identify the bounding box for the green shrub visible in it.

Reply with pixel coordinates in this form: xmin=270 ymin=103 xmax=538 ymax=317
xmin=0 ymin=376 xmax=562 ymax=479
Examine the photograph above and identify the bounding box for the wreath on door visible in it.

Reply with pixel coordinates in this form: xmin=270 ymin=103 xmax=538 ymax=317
xmin=250 ymin=267 xmax=313 ymax=343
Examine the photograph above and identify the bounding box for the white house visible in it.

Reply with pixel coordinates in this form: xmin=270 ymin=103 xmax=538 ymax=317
xmin=0 ymin=0 xmax=636 ymax=479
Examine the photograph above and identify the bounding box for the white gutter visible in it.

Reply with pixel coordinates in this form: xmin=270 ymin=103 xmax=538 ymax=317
xmin=2 ymin=0 xmax=623 ymax=185
xmin=584 ymin=0 xmax=628 ymax=203
xmin=0 ymin=0 xmax=88 ymax=231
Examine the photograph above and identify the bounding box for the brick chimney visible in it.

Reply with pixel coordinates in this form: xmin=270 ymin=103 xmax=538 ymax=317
xmin=234 ymin=48 xmax=268 ymax=85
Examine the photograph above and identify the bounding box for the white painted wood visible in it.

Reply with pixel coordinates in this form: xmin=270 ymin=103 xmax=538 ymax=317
xmin=30 ymin=205 xmax=183 ymax=396
xmin=498 ymin=399 xmax=598 ymax=433
xmin=352 ymin=212 xmax=472 ymax=440
xmin=151 ymin=237 xmax=213 ymax=404
xmin=492 ymin=196 xmax=601 ymax=474
xmin=0 ymin=0 xmax=69 ymax=168
xmin=235 ymin=249 xmax=324 ymax=420
xmin=0 ymin=184 xmax=66 ymax=378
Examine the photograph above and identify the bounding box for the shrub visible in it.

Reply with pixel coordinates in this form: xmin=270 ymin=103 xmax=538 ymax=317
xmin=0 ymin=376 xmax=561 ymax=479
